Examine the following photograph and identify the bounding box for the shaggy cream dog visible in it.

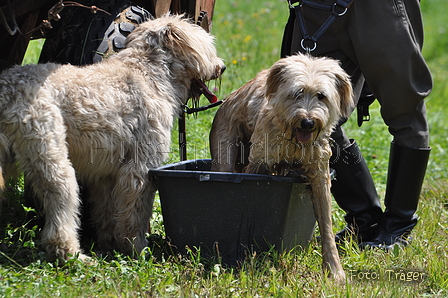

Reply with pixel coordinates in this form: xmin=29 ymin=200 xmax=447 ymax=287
xmin=0 ymin=14 xmax=225 ymax=261
xmin=209 ymin=54 xmax=353 ymax=281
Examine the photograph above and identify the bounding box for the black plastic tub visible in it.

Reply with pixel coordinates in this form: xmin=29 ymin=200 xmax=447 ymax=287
xmin=148 ymin=159 xmax=316 ymax=265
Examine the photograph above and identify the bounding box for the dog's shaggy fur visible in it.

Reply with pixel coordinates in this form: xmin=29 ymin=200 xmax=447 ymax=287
xmin=0 ymin=15 xmax=225 ymax=261
xmin=209 ymin=54 xmax=353 ymax=281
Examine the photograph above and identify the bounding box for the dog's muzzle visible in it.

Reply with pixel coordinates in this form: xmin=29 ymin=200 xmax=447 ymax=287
xmin=191 ymin=65 xmax=225 ymax=104
xmin=218 ymin=64 xmax=226 ymax=76
xmin=192 ymin=79 xmax=218 ymax=103
xmin=295 ymin=118 xmax=315 ymax=144
xmin=300 ymin=118 xmax=315 ymax=131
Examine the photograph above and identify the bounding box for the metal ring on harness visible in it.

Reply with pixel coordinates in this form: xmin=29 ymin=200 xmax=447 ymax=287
xmin=301 ymin=38 xmax=317 ymax=52
xmin=333 ymin=3 xmax=348 ymax=16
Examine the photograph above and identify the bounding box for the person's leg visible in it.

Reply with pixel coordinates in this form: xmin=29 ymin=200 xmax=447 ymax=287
xmin=330 ymin=127 xmax=383 ymax=243
xmin=347 ymin=0 xmax=432 ymax=247
xmin=361 ymin=142 xmax=430 ymax=248
xmin=281 ymin=3 xmax=382 ymax=243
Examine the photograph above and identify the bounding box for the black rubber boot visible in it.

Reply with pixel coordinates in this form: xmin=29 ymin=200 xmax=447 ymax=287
xmin=361 ymin=142 xmax=430 ymax=249
xmin=330 ymin=139 xmax=383 ymax=244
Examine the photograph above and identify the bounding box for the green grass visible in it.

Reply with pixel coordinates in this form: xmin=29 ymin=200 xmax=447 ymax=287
xmin=2 ymin=0 xmax=448 ymax=297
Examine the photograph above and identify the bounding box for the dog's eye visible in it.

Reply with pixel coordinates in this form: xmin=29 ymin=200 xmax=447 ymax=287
xmin=293 ymin=88 xmax=304 ymax=100
xmin=317 ymin=92 xmax=326 ymax=100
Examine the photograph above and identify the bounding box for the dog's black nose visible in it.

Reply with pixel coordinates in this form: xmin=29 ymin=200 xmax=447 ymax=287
xmin=300 ymin=118 xmax=315 ymax=131
xmin=220 ymin=65 xmax=226 ymax=74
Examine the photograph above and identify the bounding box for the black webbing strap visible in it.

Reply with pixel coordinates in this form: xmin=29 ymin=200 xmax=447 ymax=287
xmin=290 ymin=0 xmax=354 ymax=52
xmin=183 ymin=100 xmax=223 ymax=114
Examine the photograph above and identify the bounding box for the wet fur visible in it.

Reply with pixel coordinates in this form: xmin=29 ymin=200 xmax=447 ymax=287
xmin=210 ymin=54 xmax=353 ymax=281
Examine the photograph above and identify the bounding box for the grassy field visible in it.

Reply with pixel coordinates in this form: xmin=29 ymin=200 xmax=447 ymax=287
xmin=2 ymin=0 xmax=447 ymax=297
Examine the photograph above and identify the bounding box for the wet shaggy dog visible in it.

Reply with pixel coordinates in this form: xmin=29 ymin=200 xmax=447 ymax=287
xmin=209 ymin=54 xmax=353 ymax=281
xmin=0 ymin=14 xmax=225 ymax=261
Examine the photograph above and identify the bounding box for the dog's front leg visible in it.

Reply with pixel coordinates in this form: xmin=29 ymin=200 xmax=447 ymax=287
xmin=243 ymin=132 xmax=273 ymax=174
xmin=210 ymin=137 xmax=241 ymax=172
xmin=310 ymin=166 xmax=346 ymax=283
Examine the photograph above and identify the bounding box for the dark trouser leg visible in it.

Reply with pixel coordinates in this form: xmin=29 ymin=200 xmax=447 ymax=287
xmin=361 ymin=142 xmax=430 ymax=248
xmin=280 ymin=0 xmax=432 ymax=249
xmin=330 ymin=127 xmax=383 ymax=243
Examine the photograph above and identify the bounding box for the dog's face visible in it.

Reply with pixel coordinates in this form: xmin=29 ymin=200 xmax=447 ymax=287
xmin=125 ymin=14 xmax=225 ymax=103
xmin=265 ymin=54 xmax=353 ymax=144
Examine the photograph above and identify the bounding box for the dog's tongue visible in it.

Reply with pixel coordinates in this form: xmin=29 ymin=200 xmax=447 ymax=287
xmin=193 ymin=79 xmax=218 ymax=103
xmin=296 ymin=129 xmax=312 ymax=144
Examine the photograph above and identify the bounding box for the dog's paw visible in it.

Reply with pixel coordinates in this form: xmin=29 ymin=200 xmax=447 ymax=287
xmin=323 ymin=261 xmax=346 ymax=284
xmin=332 ymin=270 xmax=346 ymax=284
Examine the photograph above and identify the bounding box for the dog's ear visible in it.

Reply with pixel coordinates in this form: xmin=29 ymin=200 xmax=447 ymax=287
xmin=141 ymin=21 xmax=187 ymax=51
xmin=335 ymin=71 xmax=354 ymax=118
xmin=124 ymin=25 xmax=165 ymax=51
xmin=146 ymin=23 xmax=178 ymax=50
xmin=163 ymin=22 xmax=195 ymax=55
xmin=265 ymin=60 xmax=285 ymax=99
xmin=144 ymin=30 xmax=163 ymax=49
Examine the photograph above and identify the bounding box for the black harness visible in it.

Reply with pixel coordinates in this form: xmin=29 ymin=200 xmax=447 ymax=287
xmin=289 ymin=0 xmax=374 ymax=127
xmin=289 ymin=0 xmax=354 ymax=52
